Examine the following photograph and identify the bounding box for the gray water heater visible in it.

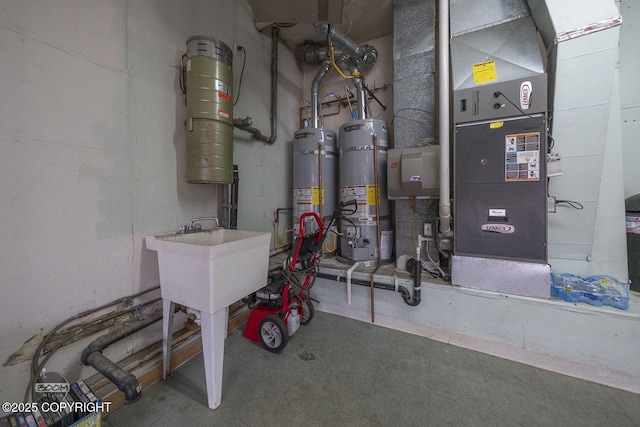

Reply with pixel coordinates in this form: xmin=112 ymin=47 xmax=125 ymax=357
xmin=292 ymin=128 xmax=337 ymax=234
xmin=339 ymin=119 xmax=392 ymax=262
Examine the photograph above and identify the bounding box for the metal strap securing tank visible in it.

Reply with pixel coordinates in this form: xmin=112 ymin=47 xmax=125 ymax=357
xmin=341 ymin=145 xmax=387 ymax=152
xmin=186 ymin=35 xmax=233 ymax=66
xmin=346 ymin=214 xmax=391 ymax=223
xmin=294 ymin=149 xmax=337 ymax=156
xmin=342 ymin=122 xmax=373 ymax=132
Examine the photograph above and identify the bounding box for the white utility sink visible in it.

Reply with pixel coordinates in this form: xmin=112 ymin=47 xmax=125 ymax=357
xmin=146 ymin=229 xmax=271 ymax=313
xmin=145 ymin=228 xmax=271 ymax=409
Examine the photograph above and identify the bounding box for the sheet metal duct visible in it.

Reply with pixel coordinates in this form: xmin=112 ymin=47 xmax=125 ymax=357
xmin=450 ymin=0 xmax=545 ymax=90
xmin=247 ymin=0 xmax=343 ymax=24
xmin=450 ymin=0 xmax=531 ymax=36
xmin=526 ymin=0 xmax=625 ymax=279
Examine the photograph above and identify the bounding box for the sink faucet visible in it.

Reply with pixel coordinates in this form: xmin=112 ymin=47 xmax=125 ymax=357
xmin=178 ymin=217 xmax=220 ymax=234
xmin=189 ymin=217 xmax=220 ymax=229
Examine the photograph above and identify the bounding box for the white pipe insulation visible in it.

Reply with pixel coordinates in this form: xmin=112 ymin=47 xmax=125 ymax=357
xmin=437 ymin=0 xmax=452 ymax=237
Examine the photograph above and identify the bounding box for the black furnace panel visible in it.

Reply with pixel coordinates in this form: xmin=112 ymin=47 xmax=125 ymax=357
xmin=454 ymin=115 xmax=547 ymax=263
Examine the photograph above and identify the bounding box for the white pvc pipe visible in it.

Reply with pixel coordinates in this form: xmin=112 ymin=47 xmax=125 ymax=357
xmin=346 ymin=262 xmax=360 ymax=305
xmin=437 ymin=0 xmax=452 ymax=237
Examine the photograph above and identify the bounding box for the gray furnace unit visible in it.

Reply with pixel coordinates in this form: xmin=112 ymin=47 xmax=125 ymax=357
xmin=452 ymin=76 xmax=550 ymax=299
xmin=449 ymin=0 xmax=551 ymax=299
xmin=454 ymin=112 xmax=547 ymax=262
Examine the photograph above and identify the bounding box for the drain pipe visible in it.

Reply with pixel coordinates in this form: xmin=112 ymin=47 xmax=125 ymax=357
xmin=311 ymin=60 xmax=332 ymax=128
xmin=230 ymin=165 xmax=239 ymax=229
xmin=437 ymin=0 xmax=452 ymax=238
xmin=233 ymin=26 xmax=278 ymax=144
xmin=223 ymin=165 xmax=239 ymax=229
xmin=80 ymin=311 xmax=164 ymax=404
xmin=403 ymin=238 xmax=424 ymax=306
xmin=319 ymin=271 xmax=417 ymax=306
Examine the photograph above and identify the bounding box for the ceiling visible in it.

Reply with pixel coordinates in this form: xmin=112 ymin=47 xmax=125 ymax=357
xmin=249 ymin=0 xmax=394 ymax=52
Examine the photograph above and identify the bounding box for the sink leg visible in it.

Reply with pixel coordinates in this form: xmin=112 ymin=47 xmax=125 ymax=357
xmin=162 ymin=299 xmax=175 ymax=380
xmin=224 ymin=306 xmax=229 ymax=339
xmin=201 ymin=309 xmax=226 ymax=409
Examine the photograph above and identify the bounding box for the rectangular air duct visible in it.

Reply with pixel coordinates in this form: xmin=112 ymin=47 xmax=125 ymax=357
xmin=247 ymin=0 xmax=343 ymax=24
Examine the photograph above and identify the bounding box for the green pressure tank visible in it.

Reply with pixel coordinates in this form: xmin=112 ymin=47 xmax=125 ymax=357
xmin=186 ymin=36 xmax=234 ymax=184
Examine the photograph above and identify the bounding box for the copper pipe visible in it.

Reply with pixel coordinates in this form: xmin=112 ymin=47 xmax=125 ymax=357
xmin=369 ymin=133 xmax=382 ymax=323
xmin=317 ymin=142 xmax=323 ymax=220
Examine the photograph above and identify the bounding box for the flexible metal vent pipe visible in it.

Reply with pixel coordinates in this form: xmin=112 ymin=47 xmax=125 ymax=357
xmin=314 ymin=24 xmax=377 ymax=67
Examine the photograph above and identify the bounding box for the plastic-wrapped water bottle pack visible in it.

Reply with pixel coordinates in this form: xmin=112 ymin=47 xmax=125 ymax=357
xmin=551 ymin=273 xmax=629 ymax=310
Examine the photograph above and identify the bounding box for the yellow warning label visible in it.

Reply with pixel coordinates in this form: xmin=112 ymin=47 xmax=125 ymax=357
xmin=490 ymin=121 xmax=504 ymax=129
xmin=473 ymin=60 xmax=497 ymax=85
xmin=311 ymin=186 xmax=324 ymax=205
xmin=366 ymin=185 xmax=379 ymax=205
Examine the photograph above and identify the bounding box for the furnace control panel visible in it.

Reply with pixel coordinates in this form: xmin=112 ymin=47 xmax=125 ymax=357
xmin=453 ymin=74 xmax=547 ymax=123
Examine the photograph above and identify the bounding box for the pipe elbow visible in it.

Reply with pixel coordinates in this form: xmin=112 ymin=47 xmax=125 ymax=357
xmin=400 ymin=287 xmax=421 ymax=306
xmin=361 ymin=45 xmax=378 ymax=67
xmin=82 ymin=351 xmax=142 ymax=404
xmin=233 ymin=117 xmax=252 ymax=126
xmin=120 ymin=374 xmax=143 ymax=404
xmin=314 ymin=23 xmax=329 ymax=37
xmin=80 ymin=342 xmax=102 ymax=366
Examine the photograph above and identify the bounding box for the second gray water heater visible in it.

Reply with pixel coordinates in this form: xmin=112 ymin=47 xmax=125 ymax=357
xmin=339 ymin=119 xmax=392 ymax=262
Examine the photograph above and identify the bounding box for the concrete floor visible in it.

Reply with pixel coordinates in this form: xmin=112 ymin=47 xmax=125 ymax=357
xmin=103 ymin=311 xmax=640 ymax=426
